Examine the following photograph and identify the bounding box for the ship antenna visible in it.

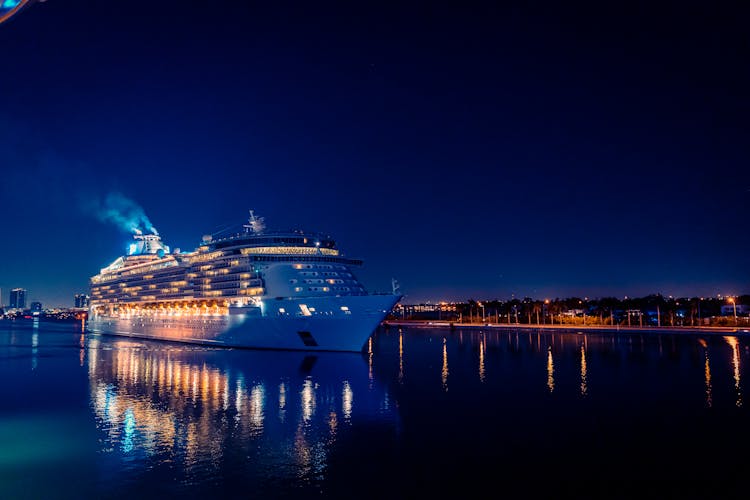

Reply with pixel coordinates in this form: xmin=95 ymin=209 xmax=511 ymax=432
xmin=243 ymin=209 xmax=266 ymax=234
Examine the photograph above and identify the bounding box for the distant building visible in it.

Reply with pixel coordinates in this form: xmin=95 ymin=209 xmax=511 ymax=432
xmin=10 ymin=288 xmax=26 ymax=309
xmin=721 ymin=304 xmax=750 ymax=316
xmin=562 ymin=308 xmax=585 ymax=317
xmin=75 ymin=293 xmax=90 ymax=308
xmin=398 ymin=302 xmax=459 ymax=321
xmin=30 ymin=301 xmax=42 ymax=313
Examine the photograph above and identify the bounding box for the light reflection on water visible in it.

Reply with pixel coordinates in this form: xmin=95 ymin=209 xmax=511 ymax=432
xmin=724 ymin=335 xmax=743 ymax=407
xmin=2 ymin=322 xmax=750 ymax=498
xmin=31 ymin=319 xmax=39 ymax=370
xmin=398 ymin=329 xmax=404 ymax=384
xmin=546 ymin=346 xmax=555 ymax=393
xmin=441 ymin=337 xmax=449 ymax=392
xmin=86 ymin=336 xmax=395 ymax=494
xmin=579 ymin=342 xmax=588 ymax=397
xmin=478 ymin=332 xmax=485 ymax=383
xmin=386 ymin=327 xmax=745 ymax=408
xmin=698 ymin=338 xmax=712 ymax=407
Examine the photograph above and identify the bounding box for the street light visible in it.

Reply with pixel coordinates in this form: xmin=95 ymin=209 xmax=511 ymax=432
xmin=477 ymin=301 xmax=485 ymax=323
xmin=728 ymin=297 xmax=737 ymax=324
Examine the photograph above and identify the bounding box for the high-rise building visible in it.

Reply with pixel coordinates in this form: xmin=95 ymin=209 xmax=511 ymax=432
xmin=75 ymin=293 xmax=90 ymax=308
xmin=10 ymin=288 xmax=26 ymax=309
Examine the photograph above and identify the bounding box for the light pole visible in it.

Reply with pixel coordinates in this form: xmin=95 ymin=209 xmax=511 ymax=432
xmin=729 ymin=297 xmax=737 ymax=324
xmin=579 ymin=300 xmax=584 ymax=326
xmin=477 ymin=301 xmax=485 ymax=324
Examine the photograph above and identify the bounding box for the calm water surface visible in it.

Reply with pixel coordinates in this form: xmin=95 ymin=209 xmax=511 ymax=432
xmin=1 ymin=319 xmax=748 ymax=498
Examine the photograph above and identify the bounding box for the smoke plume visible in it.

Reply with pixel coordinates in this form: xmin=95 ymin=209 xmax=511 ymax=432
xmin=91 ymin=192 xmax=158 ymax=235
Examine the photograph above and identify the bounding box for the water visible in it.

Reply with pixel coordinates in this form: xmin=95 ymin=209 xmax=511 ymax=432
xmin=1 ymin=320 xmax=748 ymax=498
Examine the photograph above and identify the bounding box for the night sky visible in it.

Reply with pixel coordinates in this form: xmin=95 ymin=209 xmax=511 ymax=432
xmin=1 ymin=1 xmax=748 ymax=307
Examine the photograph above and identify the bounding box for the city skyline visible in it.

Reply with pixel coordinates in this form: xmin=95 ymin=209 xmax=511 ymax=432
xmin=1 ymin=1 xmax=748 ymax=307
xmin=0 ymin=286 xmax=88 ymax=310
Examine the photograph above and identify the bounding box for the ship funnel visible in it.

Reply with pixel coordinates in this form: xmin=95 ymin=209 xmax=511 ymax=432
xmin=128 ymin=233 xmax=170 ymax=256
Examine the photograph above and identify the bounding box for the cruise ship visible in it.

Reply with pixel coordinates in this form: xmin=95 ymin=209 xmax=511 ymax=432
xmin=88 ymin=211 xmax=401 ymax=352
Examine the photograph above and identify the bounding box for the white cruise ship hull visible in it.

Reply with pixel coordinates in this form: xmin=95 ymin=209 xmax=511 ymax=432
xmin=87 ymin=294 xmax=400 ymax=352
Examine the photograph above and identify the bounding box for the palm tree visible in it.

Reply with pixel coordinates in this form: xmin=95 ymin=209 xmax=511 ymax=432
xmin=466 ymin=299 xmax=478 ymax=323
xmin=522 ymin=297 xmax=534 ymax=324
xmin=532 ymin=301 xmax=542 ymax=324
xmin=549 ymin=299 xmax=564 ymax=325
xmin=598 ymin=297 xmax=620 ymax=325
xmin=510 ymin=298 xmax=521 ymax=324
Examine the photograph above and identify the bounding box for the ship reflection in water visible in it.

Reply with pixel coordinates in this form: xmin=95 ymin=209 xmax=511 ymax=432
xmin=2 ymin=322 xmax=750 ymax=498
xmin=86 ymin=338 xmax=397 ymax=494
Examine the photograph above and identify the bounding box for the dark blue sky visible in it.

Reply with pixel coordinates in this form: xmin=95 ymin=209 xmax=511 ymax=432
xmin=1 ymin=1 xmax=748 ymax=307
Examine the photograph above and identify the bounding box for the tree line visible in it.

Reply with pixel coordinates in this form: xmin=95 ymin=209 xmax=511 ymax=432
xmin=395 ymin=294 xmax=750 ymax=327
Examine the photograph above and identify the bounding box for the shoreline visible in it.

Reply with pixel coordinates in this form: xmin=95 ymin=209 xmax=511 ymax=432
xmin=383 ymin=320 xmax=748 ymax=335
